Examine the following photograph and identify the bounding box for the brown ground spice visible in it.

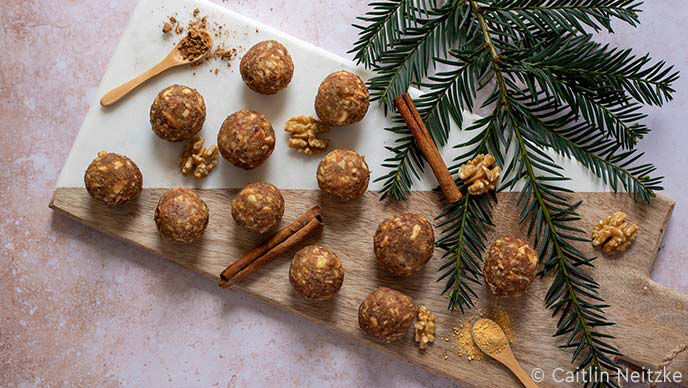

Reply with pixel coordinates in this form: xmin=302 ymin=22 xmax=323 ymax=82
xmin=162 ymin=8 xmax=246 ymax=73
xmin=178 ymin=29 xmax=212 ymax=61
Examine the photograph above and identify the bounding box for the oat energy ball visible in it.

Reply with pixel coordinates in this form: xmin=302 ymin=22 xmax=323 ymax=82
xmin=315 ymin=71 xmax=370 ymax=127
xmin=218 ymin=110 xmax=275 ymax=170
xmin=289 ymin=245 xmax=344 ymax=301
xmin=231 ymin=182 xmax=285 ymax=233
xmin=84 ymin=151 xmax=143 ymax=206
xmin=359 ymin=287 xmax=416 ymax=343
xmin=374 ymin=213 xmax=435 ymax=277
xmin=240 ymin=40 xmax=294 ymax=95
xmin=150 ymin=85 xmax=206 ymax=142
xmin=317 ymin=149 xmax=370 ymax=201
xmin=154 ymin=188 xmax=209 ymax=243
xmin=483 ymin=237 xmax=538 ymax=297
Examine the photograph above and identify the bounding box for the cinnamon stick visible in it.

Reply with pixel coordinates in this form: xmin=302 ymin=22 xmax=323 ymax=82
xmin=393 ymin=93 xmax=462 ymax=203
xmin=219 ymin=206 xmax=322 ymax=288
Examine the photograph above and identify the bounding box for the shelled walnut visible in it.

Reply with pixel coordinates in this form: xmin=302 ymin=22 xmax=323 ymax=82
xmin=458 ymin=154 xmax=501 ymax=195
xmin=415 ymin=305 xmax=436 ymax=350
xmin=179 ymin=136 xmax=219 ymax=178
xmin=592 ymin=211 xmax=638 ymax=255
xmin=284 ymin=116 xmax=330 ymax=154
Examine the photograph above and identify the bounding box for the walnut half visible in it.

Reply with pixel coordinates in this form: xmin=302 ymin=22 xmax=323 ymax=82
xmin=284 ymin=116 xmax=330 ymax=154
xmin=179 ymin=136 xmax=218 ymax=179
xmin=415 ymin=305 xmax=436 ymax=350
xmin=592 ymin=211 xmax=638 ymax=255
xmin=458 ymin=154 xmax=500 ymax=195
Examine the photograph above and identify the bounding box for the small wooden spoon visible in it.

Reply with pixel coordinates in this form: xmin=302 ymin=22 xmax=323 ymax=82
xmin=100 ymin=30 xmax=213 ymax=107
xmin=472 ymin=318 xmax=538 ymax=388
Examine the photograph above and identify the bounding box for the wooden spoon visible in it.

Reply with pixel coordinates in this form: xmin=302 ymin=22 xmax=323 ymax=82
xmin=472 ymin=318 xmax=538 ymax=388
xmin=100 ymin=30 xmax=213 ymax=107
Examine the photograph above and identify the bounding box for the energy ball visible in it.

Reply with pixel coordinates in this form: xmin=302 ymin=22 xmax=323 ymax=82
xmin=289 ymin=245 xmax=344 ymax=301
xmin=218 ymin=110 xmax=275 ymax=170
xmin=154 ymin=188 xmax=209 ymax=243
xmin=240 ymin=40 xmax=294 ymax=95
xmin=150 ymin=85 xmax=206 ymax=142
xmin=359 ymin=287 xmax=416 ymax=343
xmin=315 ymin=71 xmax=370 ymax=127
xmin=84 ymin=151 xmax=143 ymax=206
xmin=317 ymin=149 xmax=370 ymax=201
xmin=483 ymin=237 xmax=538 ymax=297
xmin=374 ymin=213 xmax=434 ymax=277
xmin=231 ymin=182 xmax=285 ymax=233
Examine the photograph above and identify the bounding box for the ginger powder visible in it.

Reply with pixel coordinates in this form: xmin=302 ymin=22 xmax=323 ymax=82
xmin=472 ymin=318 xmax=508 ymax=355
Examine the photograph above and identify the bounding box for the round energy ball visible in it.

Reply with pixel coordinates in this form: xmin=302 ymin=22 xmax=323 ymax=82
xmin=240 ymin=40 xmax=294 ymax=95
xmin=483 ymin=237 xmax=538 ymax=297
xmin=316 ymin=149 xmax=370 ymax=201
xmin=374 ymin=213 xmax=434 ymax=277
xmin=231 ymin=182 xmax=285 ymax=233
xmin=289 ymin=245 xmax=344 ymax=301
xmin=315 ymin=71 xmax=370 ymax=126
xmin=217 ymin=110 xmax=275 ymax=170
xmin=150 ymin=85 xmax=206 ymax=142
xmin=154 ymin=188 xmax=209 ymax=243
xmin=358 ymin=287 xmax=416 ymax=343
xmin=84 ymin=151 xmax=143 ymax=206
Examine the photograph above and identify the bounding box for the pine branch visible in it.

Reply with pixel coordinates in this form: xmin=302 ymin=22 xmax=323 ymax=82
xmin=367 ymin=0 xmax=472 ymax=110
xmin=375 ymin=113 xmax=427 ymax=201
xmin=482 ymin=0 xmax=642 ymax=34
xmin=349 ymin=0 xmax=419 ymax=68
xmin=376 ymin=48 xmax=489 ymax=200
xmin=354 ymin=0 xmax=679 ymax=384
xmin=472 ymin=2 xmax=621 ymax=384
xmin=436 ymin=121 xmax=500 ymax=312
xmin=514 ymin=92 xmax=661 ymax=203
xmin=507 ymin=63 xmax=648 ymax=149
xmin=436 ymin=191 xmax=495 ymax=312
xmin=508 ymin=33 xmax=679 ymax=106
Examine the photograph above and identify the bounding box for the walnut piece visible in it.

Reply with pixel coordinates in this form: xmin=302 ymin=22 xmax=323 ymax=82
xmin=458 ymin=154 xmax=501 ymax=195
xmin=415 ymin=305 xmax=436 ymax=350
xmin=284 ymin=116 xmax=330 ymax=154
xmin=179 ymin=136 xmax=219 ymax=178
xmin=592 ymin=211 xmax=638 ymax=255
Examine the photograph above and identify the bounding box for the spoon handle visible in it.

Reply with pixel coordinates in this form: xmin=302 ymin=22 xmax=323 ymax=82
xmin=100 ymin=58 xmax=175 ymax=106
xmin=499 ymin=351 xmax=538 ymax=388
xmin=508 ymin=361 xmax=538 ymax=388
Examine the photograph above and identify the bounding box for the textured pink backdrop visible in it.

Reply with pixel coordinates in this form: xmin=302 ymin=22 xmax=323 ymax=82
xmin=1 ymin=1 xmax=687 ymax=387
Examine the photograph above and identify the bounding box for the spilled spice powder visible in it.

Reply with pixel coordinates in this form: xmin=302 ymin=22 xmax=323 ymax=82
xmin=491 ymin=305 xmax=514 ymax=342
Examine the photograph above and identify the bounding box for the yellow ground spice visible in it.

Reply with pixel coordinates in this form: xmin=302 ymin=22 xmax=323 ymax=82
xmin=491 ymin=305 xmax=514 ymax=342
xmin=451 ymin=305 xmax=514 ymax=361
xmin=472 ymin=319 xmax=508 ymax=355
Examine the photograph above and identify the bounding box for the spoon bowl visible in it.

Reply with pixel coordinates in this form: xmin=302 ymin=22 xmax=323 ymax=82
xmin=100 ymin=29 xmax=213 ymax=107
xmin=472 ymin=318 xmax=538 ymax=388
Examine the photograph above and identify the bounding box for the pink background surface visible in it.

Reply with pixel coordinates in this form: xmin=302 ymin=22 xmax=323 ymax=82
xmin=1 ymin=1 xmax=686 ymax=387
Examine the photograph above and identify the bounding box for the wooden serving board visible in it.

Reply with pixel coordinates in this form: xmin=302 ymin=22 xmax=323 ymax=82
xmin=50 ymin=188 xmax=687 ymax=387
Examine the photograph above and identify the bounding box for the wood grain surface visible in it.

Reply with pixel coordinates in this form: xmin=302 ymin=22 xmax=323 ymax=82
xmin=50 ymin=188 xmax=686 ymax=387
